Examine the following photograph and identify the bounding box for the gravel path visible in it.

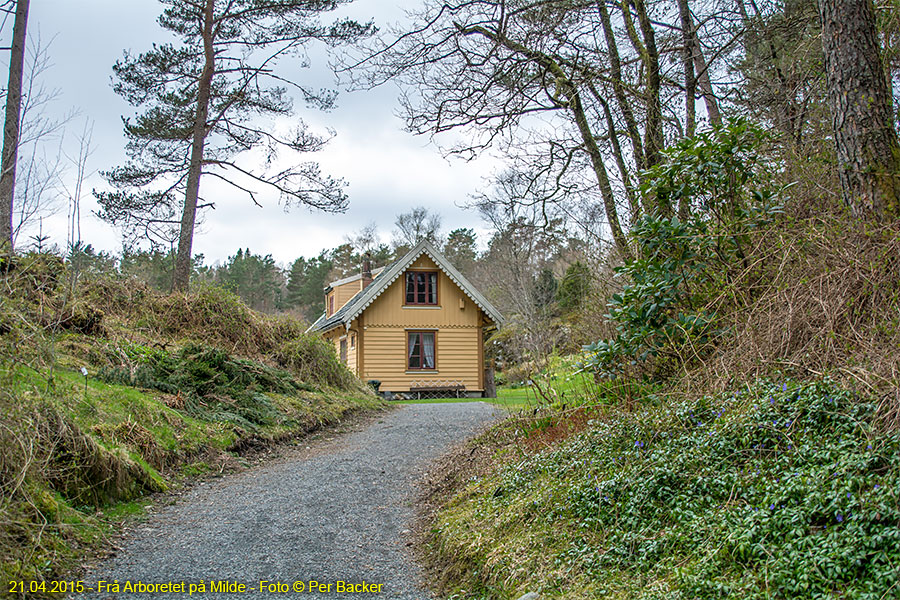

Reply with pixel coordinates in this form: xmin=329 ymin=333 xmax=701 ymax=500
xmin=73 ymin=402 xmax=502 ymax=600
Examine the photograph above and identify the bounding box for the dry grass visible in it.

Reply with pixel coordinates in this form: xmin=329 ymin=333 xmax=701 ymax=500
xmin=673 ymin=210 xmax=900 ymax=428
xmin=80 ymin=276 xmax=306 ymax=359
xmin=516 ymin=407 xmax=594 ymax=452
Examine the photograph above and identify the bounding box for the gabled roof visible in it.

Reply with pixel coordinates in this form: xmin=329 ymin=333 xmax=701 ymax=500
xmin=307 ymin=257 xmax=401 ymax=333
xmin=306 ymin=239 xmax=504 ymax=334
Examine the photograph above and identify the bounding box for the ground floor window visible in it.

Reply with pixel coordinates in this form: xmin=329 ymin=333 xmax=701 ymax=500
xmin=407 ymin=331 xmax=436 ymax=370
xmin=340 ymin=338 xmax=347 ymax=364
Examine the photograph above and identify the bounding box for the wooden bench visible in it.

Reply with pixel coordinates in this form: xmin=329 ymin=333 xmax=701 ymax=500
xmin=408 ymin=381 xmax=467 ymax=399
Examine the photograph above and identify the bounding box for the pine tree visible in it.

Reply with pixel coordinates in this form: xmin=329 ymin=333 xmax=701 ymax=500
xmin=218 ymin=248 xmax=284 ymax=312
xmin=285 ymin=250 xmax=333 ymax=321
xmin=443 ymin=228 xmax=477 ymax=277
xmin=532 ymin=268 xmax=558 ymax=316
xmin=819 ymin=0 xmax=900 ymax=218
xmin=96 ymin=0 xmax=374 ymax=290
xmin=558 ymin=261 xmax=592 ymax=313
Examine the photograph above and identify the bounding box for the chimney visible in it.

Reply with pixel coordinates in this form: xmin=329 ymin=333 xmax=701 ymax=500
xmin=361 ymin=252 xmax=373 ymax=289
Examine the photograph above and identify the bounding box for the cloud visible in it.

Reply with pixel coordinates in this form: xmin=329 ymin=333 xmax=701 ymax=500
xmin=20 ymin=0 xmax=499 ymax=266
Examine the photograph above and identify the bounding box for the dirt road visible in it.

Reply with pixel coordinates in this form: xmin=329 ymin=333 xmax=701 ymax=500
xmin=74 ymin=402 xmax=501 ymax=600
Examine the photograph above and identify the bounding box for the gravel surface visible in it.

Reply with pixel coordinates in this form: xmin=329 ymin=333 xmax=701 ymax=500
xmin=73 ymin=402 xmax=502 ymax=600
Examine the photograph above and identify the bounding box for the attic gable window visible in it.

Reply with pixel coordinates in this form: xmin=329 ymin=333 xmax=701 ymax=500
xmin=405 ymin=271 xmax=437 ymax=305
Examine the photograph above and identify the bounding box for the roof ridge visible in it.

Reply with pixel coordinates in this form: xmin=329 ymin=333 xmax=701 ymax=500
xmin=326 ymin=265 xmax=386 ymax=289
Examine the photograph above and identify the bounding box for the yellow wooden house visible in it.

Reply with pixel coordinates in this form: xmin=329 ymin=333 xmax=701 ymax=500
xmin=307 ymin=239 xmax=504 ymax=398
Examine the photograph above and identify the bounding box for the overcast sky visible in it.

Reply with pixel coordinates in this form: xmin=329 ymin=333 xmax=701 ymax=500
xmin=17 ymin=0 xmax=498 ymax=266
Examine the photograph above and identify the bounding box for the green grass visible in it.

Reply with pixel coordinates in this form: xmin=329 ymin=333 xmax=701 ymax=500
xmin=1 ymin=357 xmax=381 ymax=595
xmin=495 ymin=386 xmax=540 ymax=408
xmin=391 ymin=395 xmax=530 ymax=410
xmin=494 ymin=353 xmax=610 ymax=410
xmin=427 ymin=379 xmax=900 ymax=599
xmin=103 ymin=498 xmax=153 ymax=521
xmin=11 ymin=363 xmax=235 ymax=456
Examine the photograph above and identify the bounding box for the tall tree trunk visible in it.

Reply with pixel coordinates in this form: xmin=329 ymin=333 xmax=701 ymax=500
xmin=597 ymin=0 xmax=645 ymax=173
xmin=680 ymin=0 xmax=722 ymax=128
xmin=677 ymin=0 xmax=697 ymax=137
xmin=601 ymin=98 xmax=640 ymax=225
xmin=173 ymin=0 xmax=216 ymax=291
xmin=691 ymin=38 xmax=722 ymax=127
xmin=484 ymin=359 xmax=496 ymax=399
xmin=588 ymin=83 xmax=640 ymax=224
xmin=819 ymin=0 xmax=900 ymax=219
xmin=631 ymin=0 xmax=664 ymax=173
xmin=0 ymin=0 xmax=30 ymax=252
xmin=567 ymin=86 xmax=633 ymax=260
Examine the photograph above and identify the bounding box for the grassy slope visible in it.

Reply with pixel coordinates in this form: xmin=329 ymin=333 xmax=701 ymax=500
xmin=0 ymin=258 xmax=381 ymax=594
xmin=421 ymin=189 xmax=900 ymax=599
xmin=426 ymin=378 xmax=900 ymax=599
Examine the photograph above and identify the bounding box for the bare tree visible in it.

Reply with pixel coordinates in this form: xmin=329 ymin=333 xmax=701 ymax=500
xmin=11 ymin=140 xmax=60 ymax=244
xmin=345 ymin=221 xmax=380 ymax=254
xmin=344 ymin=0 xmax=649 ymax=258
xmin=63 ymin=118 xmax=94 ymax=249
xmin=473 ymin=183 xmax=571 ymax=362
xmin=8 ymin=33 xmax=74 ymax=247
xmin=392 ymin=205 xmax=443 ymax=250
xmin=341 ymin=0 xmax=745 ymax=257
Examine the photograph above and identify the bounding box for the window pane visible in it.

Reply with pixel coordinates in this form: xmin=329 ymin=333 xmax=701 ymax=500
xmin=422 ymin=332 xmax=435 ymax=368
xmin=408 ymin=333 xmax=421 ymax=368
xmin=415 ymin=273 xmax=425 ymax=303
xmin=428 ymin=273 xmax=437 ymax=304
xmin=406 ymin=273 xmax=415 ymax=304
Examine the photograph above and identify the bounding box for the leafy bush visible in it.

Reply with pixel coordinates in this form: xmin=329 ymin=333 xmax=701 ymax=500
xmin=647 ymin=118 xmax=779 ymax=227
xmin=99 ymin=343 xmax=314 ymax=430
xmin=583 ymin=214 xmax=722 ymax=378
xmin=583 ymin=120 xmax=782 ymax=380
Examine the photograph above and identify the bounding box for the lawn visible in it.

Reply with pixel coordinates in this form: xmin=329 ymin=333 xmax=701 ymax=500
xmin=389 ymin=354 xmax=602 ymax=411
xmin=391 ymin=392 xmax=532 ymax=410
